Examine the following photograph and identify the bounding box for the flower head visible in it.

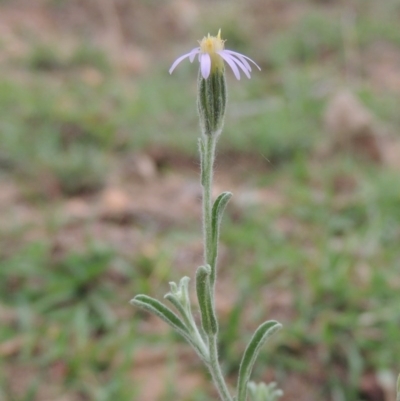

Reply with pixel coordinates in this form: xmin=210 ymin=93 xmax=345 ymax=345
xmin=169 ymin=29 xmax=260 ymax=80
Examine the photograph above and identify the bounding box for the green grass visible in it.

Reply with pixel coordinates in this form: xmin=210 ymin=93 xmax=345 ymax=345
xmin=219 ymin=158 xmax=400 ymax=398
xmin=1 ymin=1 xmax=400 ymax=400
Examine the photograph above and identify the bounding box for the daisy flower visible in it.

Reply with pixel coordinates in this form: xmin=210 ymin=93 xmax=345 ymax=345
xmin=169 ymin=29 xmax=260 ymax=80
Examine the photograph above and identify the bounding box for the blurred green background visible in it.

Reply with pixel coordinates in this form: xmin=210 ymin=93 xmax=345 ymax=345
xmin=1 ymin=0 xmax=400 ymax=400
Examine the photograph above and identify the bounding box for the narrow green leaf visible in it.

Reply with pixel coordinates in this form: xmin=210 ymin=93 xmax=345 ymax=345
xmin=237 ymin=320 xmax=282 ymax=401
xmin=131 ymin=294 xmax=188 ymax=336
xmin=132 ymin=294 xmax=208 ymax=358
xmin=210 ymin=191 xmax=232 ymax=282
xmin=212 ymin=191 xmax=232 ymax=241
xmin=196 ymin=265 xmax=218 ymax=335
xmin=164 ymin=293 xmax=188 ymax=322
xmin=247 ymin=381 xmax=283 ymax=401
xmin=164 ymin=277 xmax=193 ymax=325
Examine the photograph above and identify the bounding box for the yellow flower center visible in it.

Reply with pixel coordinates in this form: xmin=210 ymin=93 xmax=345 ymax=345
xmin=199 ymin=29 xmax=225 ymax=73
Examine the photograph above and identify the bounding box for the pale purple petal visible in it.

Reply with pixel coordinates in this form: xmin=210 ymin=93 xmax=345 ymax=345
xmin=169 ymin=48 xmax=200 ymax=74
xmin=200 ymin=53 xmax=211 ymax=79
xmin=217 ymin=51 xmax=241 ymax=80
xmin=189 ymin=48 xmax=201 ymax=62
xmin=224 ymin=49 xmax=261 ymax=71
xmin=223 ymin=50 xmax=252 ymax=71
xmin=222 ymin=52 xmax=251 ymax=78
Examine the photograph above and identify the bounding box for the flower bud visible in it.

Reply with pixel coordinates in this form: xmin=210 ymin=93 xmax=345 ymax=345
xmin=197 ymin=68 xmax=227 ymax=137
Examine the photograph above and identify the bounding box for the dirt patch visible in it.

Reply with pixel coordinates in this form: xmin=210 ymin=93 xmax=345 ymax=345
xmin=364 ymin=42 xmax=400 ymax=93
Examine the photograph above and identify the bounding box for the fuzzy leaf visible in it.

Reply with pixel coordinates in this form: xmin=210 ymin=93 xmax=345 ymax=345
xmin=131 ymin=294 xmax=189 ymax=336
xmin=237 ymin=320 xmax=282 ymax=401
xmin=248 ymin=381 xmax=283 ymax=401
xmin=212 ymin=191 xmax=232 ymax=241
xmin=210 ymin=191 xmax=232 ymax=282
xmin=164 ymin=293 xmax=188 ymax=320
xmin=164 ymin=276 xmax=192 ymax=321
xmin=132 ymin=294 xmax=208 ymax=358
xmin=196 ymin=265 xmax=218 ymax=335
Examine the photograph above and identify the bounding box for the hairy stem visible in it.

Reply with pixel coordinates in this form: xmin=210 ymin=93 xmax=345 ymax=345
xmin=202 ymin=134 xmax=217 ymax=284
xmin=200 ymin=133 xmax=232 ymax=401
xmin=208 ymin=335 xmax=233 ymax=401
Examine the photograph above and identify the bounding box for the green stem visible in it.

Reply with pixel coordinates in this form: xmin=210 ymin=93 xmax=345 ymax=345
xmin=188 ymin=319 xmax=209 ymax=359
xmin=202 ymin=134 xmax=217 ymax=283
xmin=200 ymin=134 xmax=232 ymax=401
xmin=208 ymin=335 xmax=233 ymax=401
